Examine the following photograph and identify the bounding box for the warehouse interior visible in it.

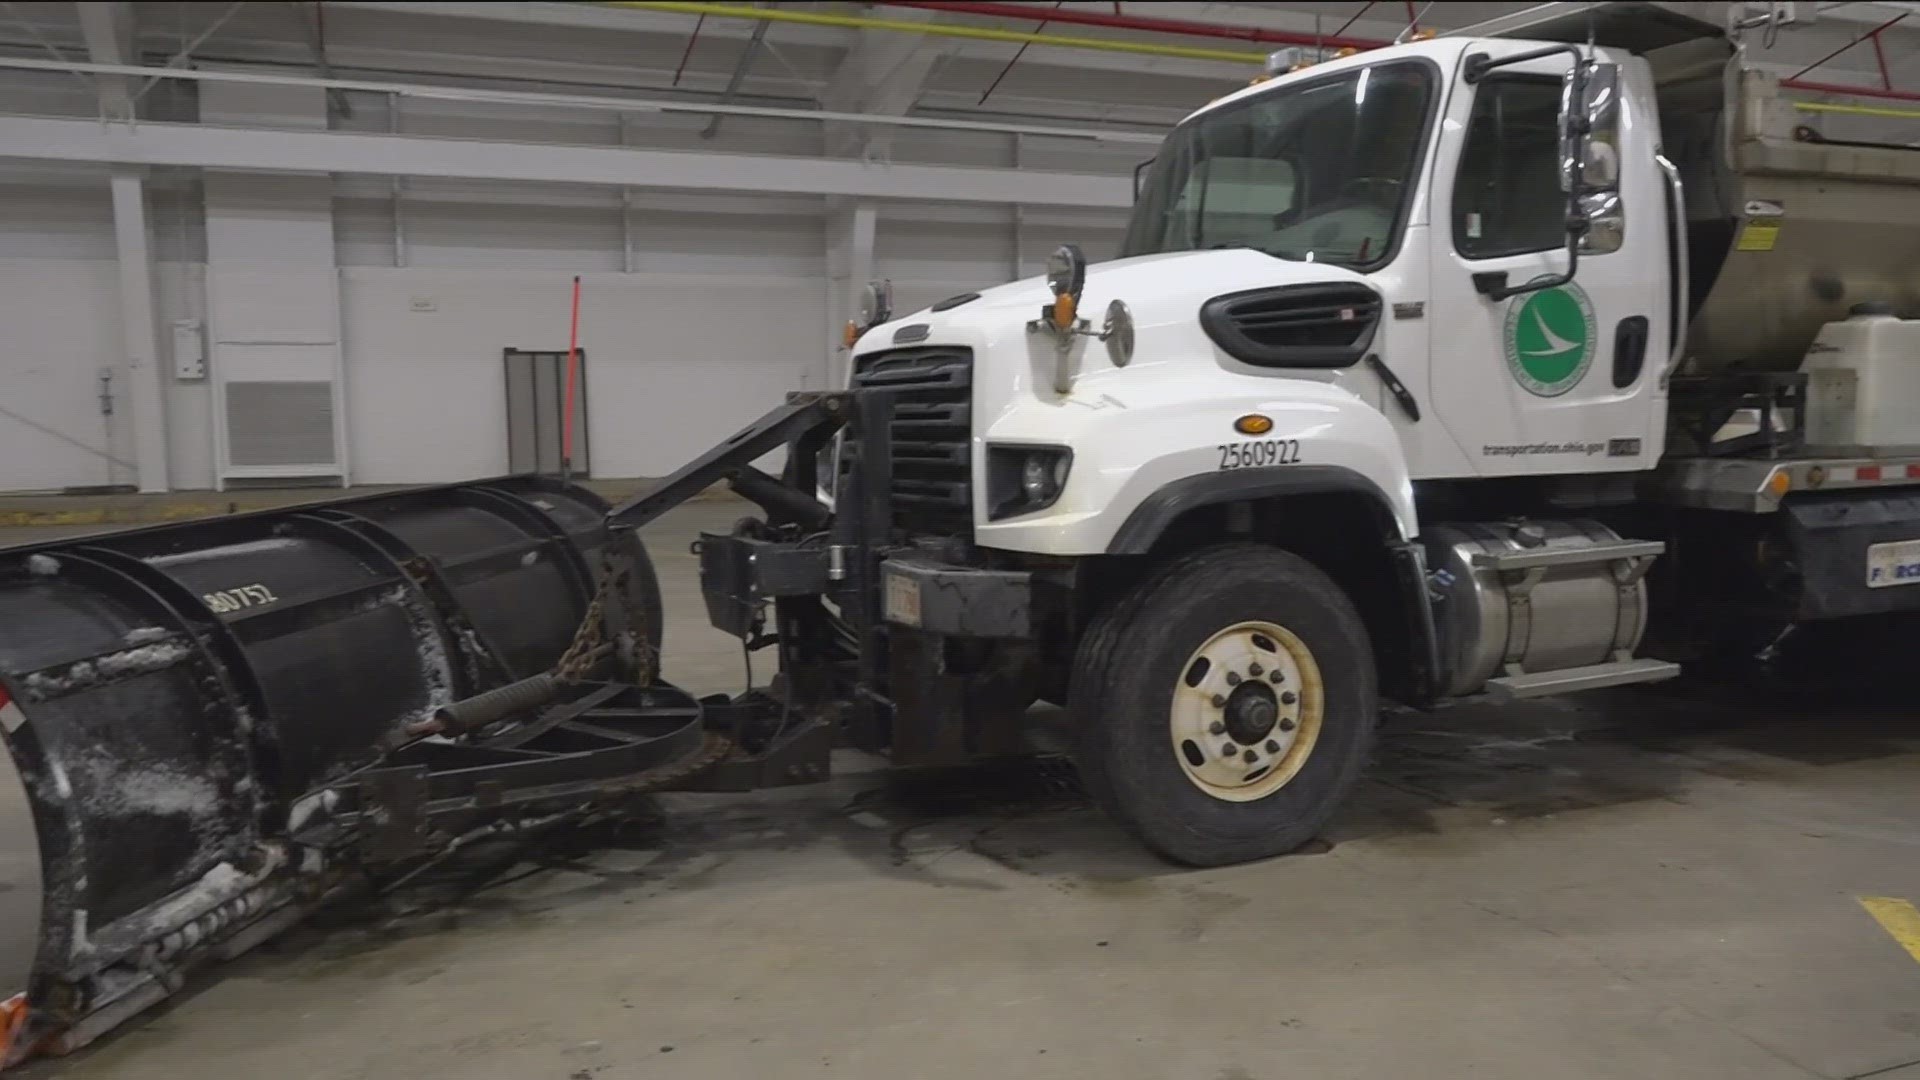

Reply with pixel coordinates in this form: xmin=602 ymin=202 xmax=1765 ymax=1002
xmin=0 ymin=0 xmax=1915 ymax=493
xmin=4 ymin=2 xmax=1920 ymax=1078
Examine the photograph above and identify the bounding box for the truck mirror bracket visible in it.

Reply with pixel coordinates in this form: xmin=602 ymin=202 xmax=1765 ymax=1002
xmin=1464 ymin=43 xmax=1580 ymax=84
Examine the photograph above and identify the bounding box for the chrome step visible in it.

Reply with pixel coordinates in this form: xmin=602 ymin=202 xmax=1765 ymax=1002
xmin=1485 ymin=657 xmax=1682 ymax=703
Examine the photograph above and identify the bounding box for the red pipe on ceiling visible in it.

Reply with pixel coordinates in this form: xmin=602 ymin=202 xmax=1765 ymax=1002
xmin=1779 ymin=77 xmax=1920 ymax=103
xmin=875 ymin=0 xmax=1389 ymax=53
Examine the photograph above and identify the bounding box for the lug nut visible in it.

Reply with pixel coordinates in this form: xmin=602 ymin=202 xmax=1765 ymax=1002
xmin=1270 ymin=670 xmax=1285 ymax=684
xmin=1279 ymin=718 xmax=1296 ymax=732
xmin=1242 ymin=749 xmax=1258 ymax=763
xmin=1225 ymin=672 xmax=1242 ymax=687
xmin=1221 ymin=743 xmax=1236 ymax=757
xmin=1265 ymin=739 xmax=1280 ymax=753
xmin=1248 ymin=662 xmax=1263 ymax=676
xmin=1211 ymin=694 xmax=1227 ymax=708
xmin=1281 ymin=690 xmax=1297 ymax=705
xmin=1209 ymin=721 xmax=1226 ymax=735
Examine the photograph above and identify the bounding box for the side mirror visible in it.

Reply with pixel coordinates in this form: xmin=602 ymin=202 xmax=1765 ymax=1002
xmin=1132 ymin=158 xmax=1154 ymax=202
xmin=1556 ymin=58 xmax=1624 ymax=258
xmin=1471 ymin=46 xmax=1623 ymax=301
xmin=1560 ymin=60 xmax=1622 ymax=195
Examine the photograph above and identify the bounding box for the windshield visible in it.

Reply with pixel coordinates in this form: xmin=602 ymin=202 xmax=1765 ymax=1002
xmin=1120 ymin=61 xmax=1436 ymax=268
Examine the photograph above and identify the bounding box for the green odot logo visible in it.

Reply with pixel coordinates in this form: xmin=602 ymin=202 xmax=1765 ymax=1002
xmin=1502 ymin=283 xmax=1597 ymax=397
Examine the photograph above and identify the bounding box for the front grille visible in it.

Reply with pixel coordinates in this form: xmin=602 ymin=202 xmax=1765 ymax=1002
xmin=1200 ymin=283 xmax=1382 ymax=369
xmin=848 ymin=346 xmax=973 ymax=535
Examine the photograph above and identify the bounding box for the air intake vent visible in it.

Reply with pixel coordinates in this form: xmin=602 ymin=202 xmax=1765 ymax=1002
xmin=847 ymin=347 xmax=973 ymax=536
xmin=1200 ymin=283 xmax=1382 ymax=369
xmin=224 ymin=381 xmax=338 ymax=467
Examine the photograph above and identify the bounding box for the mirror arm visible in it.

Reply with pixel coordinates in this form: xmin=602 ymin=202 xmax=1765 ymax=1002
xmin=1464 ymin=43 xmax=1582 ymax=84
xmin=1469 ymin=43 xmax=1609 ymax=304
xmin=1474 ymin=237 xmax=1582 ymax=302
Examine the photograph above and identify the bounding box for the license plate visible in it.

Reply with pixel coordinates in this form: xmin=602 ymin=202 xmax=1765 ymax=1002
xmin=1866 ymin=539 xmax=1920 ymax=588
xmin=884 ymin=571 xmax=922 ymax=626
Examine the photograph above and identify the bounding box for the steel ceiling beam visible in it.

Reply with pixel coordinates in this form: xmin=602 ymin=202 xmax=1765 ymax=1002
xmin=700 ymin=10 xmax=770 ymax=137
xmin=0 ymin=56 xmax=1162 ymax=144
xmin=607 ymin=1 xmax=1268 ymax=64
xmin=820 ymin=6 xmax=942 ymax=158
xmin=0 ymin=113 xmax=1136 ymax=207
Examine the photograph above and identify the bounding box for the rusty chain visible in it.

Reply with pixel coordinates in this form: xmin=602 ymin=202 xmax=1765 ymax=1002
xmin=552 ymin=541 xmax=655 ymax=686
xmin=541 ymin=536 xmax=733 ymax=796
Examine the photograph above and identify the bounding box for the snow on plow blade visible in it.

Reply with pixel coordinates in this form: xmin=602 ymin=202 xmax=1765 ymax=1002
xmin=0 ymin=475 xmax=685 ymax=1065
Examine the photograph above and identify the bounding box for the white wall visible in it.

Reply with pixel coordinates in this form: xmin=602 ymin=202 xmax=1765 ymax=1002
xmin=0 ymin=178 xmax=1125 ymax=492
xmin=0 ymin=82 xmax=1129 ymax=493
xmin=339 ymin=267 xmax=827 ymax=482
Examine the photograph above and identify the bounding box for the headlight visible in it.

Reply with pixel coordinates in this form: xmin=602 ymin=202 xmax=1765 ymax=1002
xmin=844 ymin=279 xmax=893 ymax=349
xmin=858 ymin=279 xmax=893 ymax=327
xmin=1021 ymin=454 xmax=1060 ymax=500
xmin=988 ymin=445 xmax=1072 ymax=520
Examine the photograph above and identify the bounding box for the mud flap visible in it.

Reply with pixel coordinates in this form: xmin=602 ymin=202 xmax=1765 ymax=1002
xmin=1782 ymin=491 xmax=1920 ymax=619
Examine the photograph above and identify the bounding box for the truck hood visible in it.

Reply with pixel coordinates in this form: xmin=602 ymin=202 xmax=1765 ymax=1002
xmin=855 ymin=247 xmax=1380 ymax=411
xmin=902 ymin=247 xmax=1375 ymax=327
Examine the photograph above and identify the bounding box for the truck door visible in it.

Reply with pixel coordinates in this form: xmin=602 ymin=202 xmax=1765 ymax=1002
xmin=1426 ymin=46 xmax=1670 ymax=477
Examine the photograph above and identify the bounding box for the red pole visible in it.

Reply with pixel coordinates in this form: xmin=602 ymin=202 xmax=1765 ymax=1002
xmin=562 ymin=274 xmax=582 ymax=479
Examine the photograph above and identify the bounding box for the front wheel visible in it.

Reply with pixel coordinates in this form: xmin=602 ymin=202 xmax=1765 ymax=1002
xmin=1071 ymin=544 xmax=1377 ymax=866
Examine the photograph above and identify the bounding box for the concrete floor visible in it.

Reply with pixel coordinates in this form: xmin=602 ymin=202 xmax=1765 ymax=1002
xmin=19 ymin=501 xmax=1920 ymax=1080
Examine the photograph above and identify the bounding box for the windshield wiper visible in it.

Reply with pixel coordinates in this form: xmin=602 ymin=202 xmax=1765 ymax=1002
xmin=1202 ymin=241 xmax=1301 ymax=262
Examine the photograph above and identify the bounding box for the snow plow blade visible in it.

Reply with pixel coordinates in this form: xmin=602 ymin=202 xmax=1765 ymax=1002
xmin=0 ymin=475 xmax=700 ymax=1065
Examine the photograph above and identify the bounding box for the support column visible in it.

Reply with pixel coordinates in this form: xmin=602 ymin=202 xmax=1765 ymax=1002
xmin=80 ymin=1 xmax=169 ymax=491
xmin=108 ymin=170 xmax=170 ymax=492
xmin=824 ymin=200 xmax=878 ymax=388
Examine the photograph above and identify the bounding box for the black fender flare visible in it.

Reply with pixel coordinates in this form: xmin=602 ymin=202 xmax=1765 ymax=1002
xmin=1104 ymin=465 xmax=1404 ymax=555
xmin=1103 ymin=466 xmax=1441 ymax=705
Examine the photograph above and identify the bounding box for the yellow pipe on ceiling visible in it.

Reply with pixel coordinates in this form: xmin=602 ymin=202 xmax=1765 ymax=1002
xmin=1794 ymin=99 xmax=1920 ymax=120
xmin=606 ymin=1 xmax=1270 ymax=66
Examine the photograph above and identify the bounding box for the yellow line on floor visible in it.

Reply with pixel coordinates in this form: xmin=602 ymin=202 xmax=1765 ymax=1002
xmin=1861 ymin=897 xmax=1920 ymax=965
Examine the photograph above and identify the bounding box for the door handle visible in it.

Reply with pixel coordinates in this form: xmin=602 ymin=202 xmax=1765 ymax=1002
xmin=1364 ymin=354 xmax=1420 ymax=422
xmin=1613 ymin=316 xmax=1650 ymax=388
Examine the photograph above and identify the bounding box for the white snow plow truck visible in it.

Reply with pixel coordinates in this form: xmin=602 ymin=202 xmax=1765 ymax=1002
xmin=4 ymin=0 xmax=1920 ymax=1063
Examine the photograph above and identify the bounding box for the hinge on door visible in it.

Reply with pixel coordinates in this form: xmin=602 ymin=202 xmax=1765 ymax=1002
xmin=97 ymin=369 xmax=114 ymax=417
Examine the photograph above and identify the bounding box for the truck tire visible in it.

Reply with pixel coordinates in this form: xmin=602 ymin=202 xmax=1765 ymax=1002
xmin=1071 ymin=543 xmax=1377 ymax=866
